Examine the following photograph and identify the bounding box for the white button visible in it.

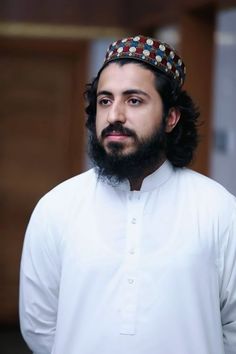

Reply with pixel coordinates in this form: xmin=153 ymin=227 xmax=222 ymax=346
xmin=131 ymin=218 xmax=136 ymax=224
xmin=129 ymin=249 xmax=135 ymax=255
xmin=128 ymin=278 xmax=134 ymax=284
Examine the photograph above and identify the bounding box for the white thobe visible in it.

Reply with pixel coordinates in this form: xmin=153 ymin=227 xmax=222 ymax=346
xmin=19 ymin=161 xmax=236 ymax=354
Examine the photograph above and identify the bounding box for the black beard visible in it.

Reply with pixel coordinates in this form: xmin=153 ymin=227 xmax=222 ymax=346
xmin=88 ymin=122 xmax=167 ymax=186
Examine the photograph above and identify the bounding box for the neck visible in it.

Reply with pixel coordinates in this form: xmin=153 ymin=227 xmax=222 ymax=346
xmin=128 ymin=157 xmax=166 ymax=191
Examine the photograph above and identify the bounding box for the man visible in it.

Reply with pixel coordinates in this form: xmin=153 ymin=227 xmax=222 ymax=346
xmin=20 ymin=35 xmax=236 ymax=354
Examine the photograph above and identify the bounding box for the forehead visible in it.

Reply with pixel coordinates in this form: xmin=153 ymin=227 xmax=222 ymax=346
xmin=97 ymin=62 xmax=156 ymax=93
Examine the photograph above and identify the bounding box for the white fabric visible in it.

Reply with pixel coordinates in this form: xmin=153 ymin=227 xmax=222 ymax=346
xmin=19 ymin=161 xmax=236 ymax=354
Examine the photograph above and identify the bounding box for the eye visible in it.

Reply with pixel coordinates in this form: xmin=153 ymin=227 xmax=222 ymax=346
xmin=128 ymin=97 xmax=142 ymax=105
xmin=98 ymin=98 xmax=112 ymax=106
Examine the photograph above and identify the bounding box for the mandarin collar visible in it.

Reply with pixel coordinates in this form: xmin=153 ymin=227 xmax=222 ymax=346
xmin=114 ymin=160 xmax=174 ymax=192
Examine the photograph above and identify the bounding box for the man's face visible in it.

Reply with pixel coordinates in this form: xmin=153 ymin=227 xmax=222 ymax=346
xmin=96 ymin=62 xmax=164 ymax=156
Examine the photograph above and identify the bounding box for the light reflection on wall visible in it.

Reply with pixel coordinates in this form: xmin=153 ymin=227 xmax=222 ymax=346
xmin=155 ymin=25 xmax=180 ymax=50
xmin=211 ymin=7 xmax=236 ymax=195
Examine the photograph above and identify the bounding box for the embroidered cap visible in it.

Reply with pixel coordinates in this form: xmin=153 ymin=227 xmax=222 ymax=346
xmin=103 ymin=35 xmax=186 ymax=87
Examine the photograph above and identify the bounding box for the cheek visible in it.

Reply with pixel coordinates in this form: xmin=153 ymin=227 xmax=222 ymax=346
xmin=95 ymin=121 xmax=100 ymax=138
xmin=137 ymin=115 xmax=161 ymax=135
xmin=144 ymin=108 xmax=163 ymax=130
xmin=95 ymin=114 xmax=104 ymax=138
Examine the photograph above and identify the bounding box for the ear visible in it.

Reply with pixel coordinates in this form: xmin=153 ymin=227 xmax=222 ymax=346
xmin=165 ymin=108 xmax=181 ymax=133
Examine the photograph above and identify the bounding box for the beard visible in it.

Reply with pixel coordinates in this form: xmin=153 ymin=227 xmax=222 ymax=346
xmin=88 ymin=121 xmax=167 ymax=185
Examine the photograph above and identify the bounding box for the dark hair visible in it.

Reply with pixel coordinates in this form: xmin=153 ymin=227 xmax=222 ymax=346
xmin=85 ymin=59 xmax=200 ymax=167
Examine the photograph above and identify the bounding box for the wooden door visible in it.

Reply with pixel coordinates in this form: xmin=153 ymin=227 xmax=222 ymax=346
xmin=0 ymin=38 xmax=88 ymax=323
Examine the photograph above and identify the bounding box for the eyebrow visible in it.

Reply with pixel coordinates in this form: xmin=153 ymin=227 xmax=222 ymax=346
xmin=96 ymin=89 xmax=150 ymax=98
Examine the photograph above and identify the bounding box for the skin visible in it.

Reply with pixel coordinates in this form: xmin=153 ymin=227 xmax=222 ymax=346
xmin=96 ymin=62 xmax=180 ymax=190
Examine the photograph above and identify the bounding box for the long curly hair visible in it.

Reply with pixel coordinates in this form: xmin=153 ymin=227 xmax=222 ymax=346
xmin=85 ymin=59 xmax=200 ymax=168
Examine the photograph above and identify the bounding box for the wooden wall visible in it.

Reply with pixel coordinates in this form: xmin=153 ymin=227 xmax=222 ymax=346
xmin=0 ymin=0 xmax=235 ymax=27
xmin=180 ymin=5 xmax=216 ymax=174
xmin=0 ymin=38 xmax=88 ymax=323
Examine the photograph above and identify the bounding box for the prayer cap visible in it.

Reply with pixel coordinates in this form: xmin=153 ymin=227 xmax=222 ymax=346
xmin=102 ymin=34 xmax=186 ymax=87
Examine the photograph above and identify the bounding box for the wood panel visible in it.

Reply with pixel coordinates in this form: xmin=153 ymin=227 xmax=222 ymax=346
xmin=0 ymin=0 xmax=125 ymax=27
xmin=180 ymin=6 xmax=216 ymax=175
xmin=0 ymin=39 xmax=88 ymax=323
xmin=0 ymin=0 xmax=235 ymax=28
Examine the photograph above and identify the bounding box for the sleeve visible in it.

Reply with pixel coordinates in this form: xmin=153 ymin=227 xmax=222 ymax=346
xmin=19 ymin=197 xmax=61 ymax=354
xmin=220 ymin=209 xmax=236 ymax=354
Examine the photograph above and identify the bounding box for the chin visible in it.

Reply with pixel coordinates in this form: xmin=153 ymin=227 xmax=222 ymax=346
xmin=106 ymin=142 xmax=136 ymax=155
xmin=107 ymin=148 xmax=136 ymax=158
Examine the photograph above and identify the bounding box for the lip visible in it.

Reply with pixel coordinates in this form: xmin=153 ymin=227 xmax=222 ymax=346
xmin=105 ymin=133 xmax=130 ymax=142
xmin=106 ymin=133 xmax=129 ymax=140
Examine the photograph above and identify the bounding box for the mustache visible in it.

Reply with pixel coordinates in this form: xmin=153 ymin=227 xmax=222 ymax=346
xmin=101 ymin=123 xmax=136 ymax=139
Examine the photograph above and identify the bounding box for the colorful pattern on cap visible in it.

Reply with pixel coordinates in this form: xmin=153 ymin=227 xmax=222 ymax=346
xmin=103 ymin=35 xmax=186 ymax=87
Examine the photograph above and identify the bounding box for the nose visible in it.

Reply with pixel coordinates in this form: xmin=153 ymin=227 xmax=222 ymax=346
xmin=107 ymin=101 xmax=126 ymax=124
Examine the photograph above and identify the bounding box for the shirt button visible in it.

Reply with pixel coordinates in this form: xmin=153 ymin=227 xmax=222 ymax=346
xmin=128 ymin=278 xmax=134 ymax=284
xmin=129 ymin=249 xmax=135 ymax=255
xmin=131 ymin=218 xmax=136 ymax=224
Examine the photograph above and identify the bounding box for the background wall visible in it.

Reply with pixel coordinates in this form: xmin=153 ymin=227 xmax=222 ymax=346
xmin=211 ymin=7 xmax=236 ymax=195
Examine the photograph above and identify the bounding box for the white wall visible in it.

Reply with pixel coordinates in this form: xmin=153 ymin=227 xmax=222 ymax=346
xmin=210 ymin=8 xmax=236 ymax=195
xmin=88 ymin=38 xmax=115 ymax=80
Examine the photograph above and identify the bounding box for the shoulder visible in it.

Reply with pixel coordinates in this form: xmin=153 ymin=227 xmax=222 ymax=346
xmin=176 ymin=167 xmax=236 ymax=218
xmin=178 ymin=167 xmax=234 ymax=196
xmin=31 ymin=168 xmax=98 ymax=218
xmin=44 ymin=168 xmax=96 ymax=197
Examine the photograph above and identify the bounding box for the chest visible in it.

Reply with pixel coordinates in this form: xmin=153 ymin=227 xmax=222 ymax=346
xmin=62 ymin=189 xmax=218 ymax=279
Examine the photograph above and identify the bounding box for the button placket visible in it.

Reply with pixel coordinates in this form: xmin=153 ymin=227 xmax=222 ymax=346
xmin=120 ymin=273 xmax=137 ymax=335
xmin=120 ymin=193 xmax=144 ymax=335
